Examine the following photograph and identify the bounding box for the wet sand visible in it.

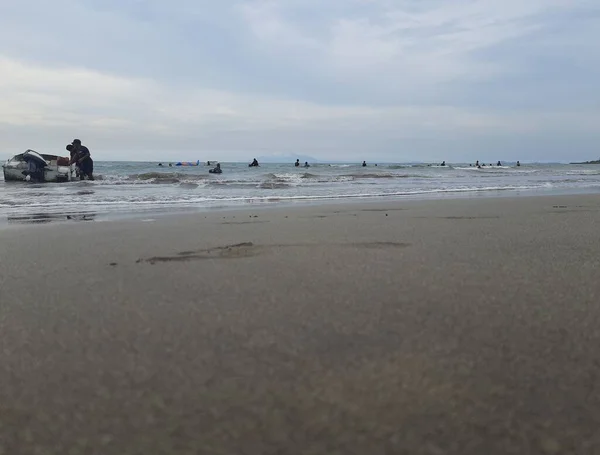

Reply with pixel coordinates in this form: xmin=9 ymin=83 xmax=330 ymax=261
xmin=1 ymin=194 xmax=600 ymax=454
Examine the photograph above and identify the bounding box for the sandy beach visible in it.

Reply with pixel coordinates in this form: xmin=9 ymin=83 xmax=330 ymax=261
xmin=1 ymin=194 xmax=600 ymax=454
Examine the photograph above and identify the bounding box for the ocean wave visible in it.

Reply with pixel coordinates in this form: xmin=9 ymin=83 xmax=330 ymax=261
xmin=343 ymin=172 xmax=432 ymax=179
xmin=258 ymin=182 xmax=293 ymax=189
xmin=453 ymin=166 xmax=538 ymax=174
xmin=396 ymin=164 xmax=433 ymax=169
xmin=206 ymin=181 xmax=258 ymax=189
xmin=208 ymin=179 xmax=295 ymax=189
xmin=344 ymin=173 xmax=395 ymax=179
xmin=89 ymin=172 xmax=216 ymax=186
xmin=133 ymin=172 xmax=178 ymax=180
xmin=179 ymin=182 xmax=199 ymax=189
xmin=5 ymin=162 xmax=600 ymax=218
xmin=0 ymin=183 xmax=555 ymax=210
xmin=130 ymin=172 xmax=208 ymax=181
xmin=155 ymin=177 xmax=181 ymax=184
xmin=566 ymin=170 xmax=600 ymax=175
xmin=263 ymin=173 xmax=305 ymax=184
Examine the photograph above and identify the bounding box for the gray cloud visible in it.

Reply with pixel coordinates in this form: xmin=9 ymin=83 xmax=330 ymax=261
xmin=0 ymin=0 xmax=599 ymax=162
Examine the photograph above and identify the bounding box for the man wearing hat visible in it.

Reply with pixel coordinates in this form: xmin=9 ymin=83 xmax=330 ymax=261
xmin=69 ymin=139 xmax=94 ymax=180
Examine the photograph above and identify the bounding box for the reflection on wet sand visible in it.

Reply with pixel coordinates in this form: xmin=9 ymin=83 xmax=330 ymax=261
xmin=7 ymin=212 xmax=97 ymax=224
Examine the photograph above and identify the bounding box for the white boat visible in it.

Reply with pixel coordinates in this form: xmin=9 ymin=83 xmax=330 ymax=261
xmin=2 ymin=150 xmax=75 ymax=182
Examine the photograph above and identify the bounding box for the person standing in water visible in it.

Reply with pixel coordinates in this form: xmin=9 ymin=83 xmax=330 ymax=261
xmin=362 ymin=161 xmax=367 ymax=167
xmin=295 ymin=159 xmax=300 ymax=167
xmin=69 ymin=139 xmax=94 ymax=180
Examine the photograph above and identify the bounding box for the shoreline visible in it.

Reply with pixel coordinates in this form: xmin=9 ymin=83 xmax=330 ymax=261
xmin=2 ymin=185 xmax=599 ymax=228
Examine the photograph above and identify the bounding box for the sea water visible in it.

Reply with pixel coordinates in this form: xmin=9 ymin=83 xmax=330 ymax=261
xmin=1 ymin=161 xmax=600 ymax=223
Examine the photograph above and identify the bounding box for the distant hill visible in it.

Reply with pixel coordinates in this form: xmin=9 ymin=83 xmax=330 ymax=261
xmin=570 ymin=159 xmax=600 ymax=164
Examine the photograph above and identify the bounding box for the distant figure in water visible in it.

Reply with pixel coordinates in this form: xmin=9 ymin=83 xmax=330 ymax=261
xmin=249 ymin=158 xmax=259 ymax=167
xmin=475 ymin=160 xmax=480 ymax=167
xmin=517 ymin=161 xmax=521 ymax=167
xmin=497 ymin=161 xmax=502 ymax=166
xmin=158 ymin=163 xmax=163 ymax=167
xmin=210 ymin=163 xmax=222 ymax=174
xmin=304 ymin=161 xmax=310 ymax=168
xmin=441 ymin=161 xmax=446 ymax=166
xmin=168 ymin=163 xmax=173 ymax=167
xmin=362 ymin=161 xmax=367 ymax=167
xmin=295 ymin=159 xmax=300 ymax=167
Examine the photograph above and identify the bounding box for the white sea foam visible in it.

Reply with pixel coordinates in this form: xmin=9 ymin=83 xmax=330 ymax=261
xmin=1 ymin=161 xmax=599 ymax=220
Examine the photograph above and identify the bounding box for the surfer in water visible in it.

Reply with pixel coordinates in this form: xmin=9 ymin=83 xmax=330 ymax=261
xmin=295 ymin=159 xmax=300 ymax=167
xmin=362 ymin=161 xmax=367 ymax=167
xmin=249 ymin=158 xmax=259 ymax=167
xmin=210 ymin=163 xmax=222 ymax=174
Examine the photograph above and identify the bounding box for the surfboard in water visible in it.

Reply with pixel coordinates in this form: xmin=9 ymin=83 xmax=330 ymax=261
xmin=175 ymin=160 xmax=200 ymax=166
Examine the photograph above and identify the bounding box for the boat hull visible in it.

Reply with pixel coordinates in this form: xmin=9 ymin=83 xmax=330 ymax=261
xmin=3 ymin=151 xmax=75 ymax=182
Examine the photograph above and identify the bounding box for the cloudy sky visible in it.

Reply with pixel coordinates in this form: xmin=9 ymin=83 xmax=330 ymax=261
xmin=0 ymin=0 xmax=598 ymax=162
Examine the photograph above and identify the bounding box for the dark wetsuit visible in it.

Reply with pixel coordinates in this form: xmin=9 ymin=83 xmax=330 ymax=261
xmin=77 ymin=146 xmax=94 ymax=178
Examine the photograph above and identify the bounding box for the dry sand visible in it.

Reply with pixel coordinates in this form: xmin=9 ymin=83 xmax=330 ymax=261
xmin=1 ymin=194 xmax=600 ymax=454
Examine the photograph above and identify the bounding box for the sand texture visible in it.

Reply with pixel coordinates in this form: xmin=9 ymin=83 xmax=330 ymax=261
xmin=1 ymin=195 xmax=600 ymax=454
